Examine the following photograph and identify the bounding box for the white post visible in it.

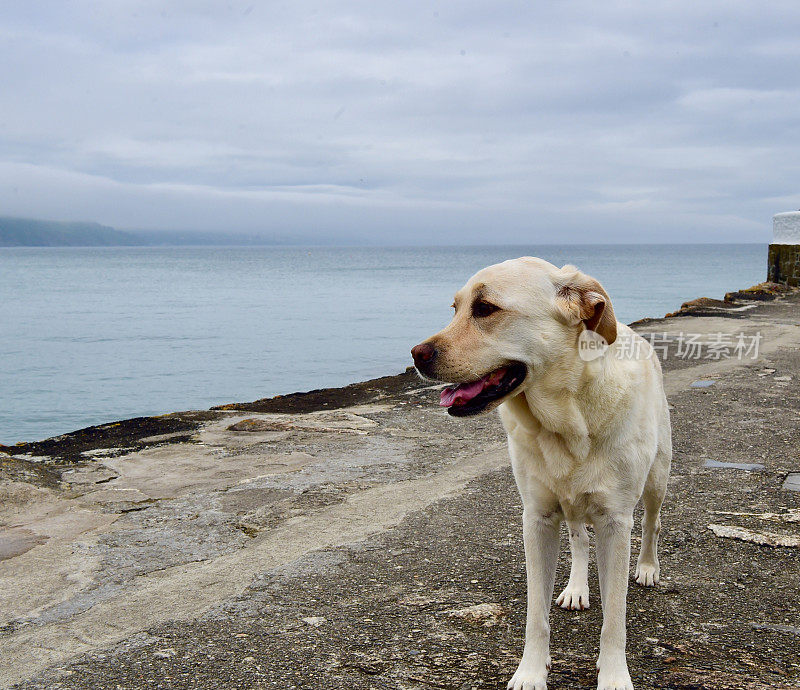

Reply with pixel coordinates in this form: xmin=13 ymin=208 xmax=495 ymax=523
xmin=769 ymin=212 xmax=800 ymax=285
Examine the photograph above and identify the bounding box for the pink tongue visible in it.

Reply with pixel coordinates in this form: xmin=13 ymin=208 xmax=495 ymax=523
xmin=439 ymin=368 xmax=507 ymax=407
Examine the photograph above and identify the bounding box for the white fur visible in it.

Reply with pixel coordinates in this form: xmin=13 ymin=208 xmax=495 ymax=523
xmin=418 ymin=258 xmax=671 ymax=690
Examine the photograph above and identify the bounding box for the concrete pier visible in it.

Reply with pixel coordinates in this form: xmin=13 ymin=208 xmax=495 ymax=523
xmin=2 ymin=287 xmax=800 ymax=689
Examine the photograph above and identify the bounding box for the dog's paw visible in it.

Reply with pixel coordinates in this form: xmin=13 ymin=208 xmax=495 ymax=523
xmin=597 ymin=663 xmax=633 ymax=690
xmin=634 ymin=562 xmax=659 ymax=587
xmin=507 ymin=669 xmax=548 ymax=690
xmin=507 ymin=658 xmax=550 ymax=690
xmin=556 ymin=584 xmax=590 ymax=610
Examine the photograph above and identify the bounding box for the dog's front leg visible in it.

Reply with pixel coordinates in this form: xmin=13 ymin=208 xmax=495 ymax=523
xmin=508 ymin=507 xmax=561 ymax=690
xmin=595 ymin=513 xmax=634 ymax=690
xmin=556 ymin=520 xmax=590 ymax=610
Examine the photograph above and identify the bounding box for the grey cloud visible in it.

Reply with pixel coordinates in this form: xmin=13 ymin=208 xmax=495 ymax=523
xmin=1 ymin=0 xmax=799 ymax=243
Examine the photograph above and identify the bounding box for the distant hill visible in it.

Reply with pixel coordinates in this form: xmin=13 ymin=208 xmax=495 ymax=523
xmin=0 ymin=217 xmax=143 ymax=247
xmin=0 ymin=216 xmax=323 ymax=247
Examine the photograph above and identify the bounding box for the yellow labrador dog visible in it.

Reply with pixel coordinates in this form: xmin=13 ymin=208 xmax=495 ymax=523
xmin=411 ymin=257 xmax=671 ymax=690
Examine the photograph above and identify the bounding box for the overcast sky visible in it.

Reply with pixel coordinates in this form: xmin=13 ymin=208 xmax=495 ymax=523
xmin=1 ymin=1 xmax=799 ymax=243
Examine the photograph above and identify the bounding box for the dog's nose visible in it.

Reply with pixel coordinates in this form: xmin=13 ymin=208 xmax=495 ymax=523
xmin=411 ymin=342 xmax=437 ymax=367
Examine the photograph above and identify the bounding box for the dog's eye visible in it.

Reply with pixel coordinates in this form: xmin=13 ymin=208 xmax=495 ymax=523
xmin=472 ymin=300 xmax=500 ymax=318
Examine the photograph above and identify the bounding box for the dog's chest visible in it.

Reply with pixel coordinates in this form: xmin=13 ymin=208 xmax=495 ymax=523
xmin=500 ymin=404 xmax=602 ymax=505
xmin=499 ymin=396 xmax=605 ymax=505
xmin=511 ymin=428 xmax=588 ymax=493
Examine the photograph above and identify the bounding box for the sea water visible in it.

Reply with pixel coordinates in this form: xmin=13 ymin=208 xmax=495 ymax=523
xmin=0 ymin=244 xmax=764 ymax=443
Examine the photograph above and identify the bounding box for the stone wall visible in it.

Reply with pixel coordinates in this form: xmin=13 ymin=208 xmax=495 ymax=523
xmin=768 ymin=243 xmax=800 ymax=286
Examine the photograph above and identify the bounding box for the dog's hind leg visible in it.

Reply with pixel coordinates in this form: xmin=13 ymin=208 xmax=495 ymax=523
xmin=635 ymin=448 xmax=670 ymax=587
xmin=556 ymin=520 xmax=590 ymax=610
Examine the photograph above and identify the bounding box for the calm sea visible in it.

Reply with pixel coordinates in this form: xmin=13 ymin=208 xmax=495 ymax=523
xmin=1 ymin=245 xmax=764 ymax=444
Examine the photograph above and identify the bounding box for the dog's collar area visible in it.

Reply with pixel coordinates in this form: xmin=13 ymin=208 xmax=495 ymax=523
xmin=440 ymin=362 xmax=527 ymax=416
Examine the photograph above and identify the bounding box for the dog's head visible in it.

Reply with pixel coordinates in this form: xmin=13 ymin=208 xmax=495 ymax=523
xmin=411 ymin=257 xmax=617 ymax=416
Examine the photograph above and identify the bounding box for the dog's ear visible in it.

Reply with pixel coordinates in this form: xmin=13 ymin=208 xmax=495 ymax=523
xmin=554 ymin=266 xmax=617 ymax=345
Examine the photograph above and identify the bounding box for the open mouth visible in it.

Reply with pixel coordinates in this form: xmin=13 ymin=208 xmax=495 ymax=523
xmin=439 ymin=362 xmax=527 ymax=417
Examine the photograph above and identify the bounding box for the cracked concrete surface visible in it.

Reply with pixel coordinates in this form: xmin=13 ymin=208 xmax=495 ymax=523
xmin=1 ymin=288 xmax=799 ymax=689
